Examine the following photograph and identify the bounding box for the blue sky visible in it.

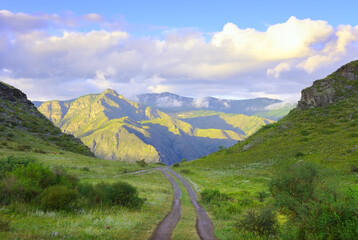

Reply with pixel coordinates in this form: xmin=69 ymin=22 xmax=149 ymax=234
xmin=2 ymin=0 xmax=357 ymax=32
xmin=1 ymin=0 xmax=358 ymax=102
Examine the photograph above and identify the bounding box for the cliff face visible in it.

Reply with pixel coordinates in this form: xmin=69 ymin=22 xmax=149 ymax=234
xmin=297 ymin=60 xmax=358 ymax=109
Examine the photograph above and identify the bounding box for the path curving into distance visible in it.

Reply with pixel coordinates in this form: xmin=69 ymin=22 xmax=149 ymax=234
xmin=150 ymin=168 xmax=182 ymax=240
xmin=167 ymin=167 xmax=216 ymax=240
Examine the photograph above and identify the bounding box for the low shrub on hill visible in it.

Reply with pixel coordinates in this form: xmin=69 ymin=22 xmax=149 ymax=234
xmin=78 ymin=181 xmax=145 ymax=209
xmin=270 ymin=162 xmax=358 ymax=240
xmin=0 ymin=156 xmax=144 ymax=211
xmin=201 ymin=189 xmax=230 ymax=204
xmin=39 ymin=185 xmax=79 ymax=211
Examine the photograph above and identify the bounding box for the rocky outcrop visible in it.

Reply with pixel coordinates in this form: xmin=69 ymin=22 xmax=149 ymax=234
xmin=0 ymin=81 xmax=34 ymax=106
xmin=0 ymin=81 xmax=94 ymax=157
xmin=297 ymin=60 xmax=358 ymax=109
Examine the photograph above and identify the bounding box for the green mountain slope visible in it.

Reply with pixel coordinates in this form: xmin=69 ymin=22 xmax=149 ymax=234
xmin=178 ymin=60 xmax=358 ymax=239
xmin=0 ymin=81 xmax=93 ymax=156
xmin=38 ymin=90 xmax=273 ymax=165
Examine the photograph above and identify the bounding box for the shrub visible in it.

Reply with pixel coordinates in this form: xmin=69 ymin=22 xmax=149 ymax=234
xmin=78 ymin=181 xmax=145 ymax=209
xmin=136 ymin=159 xmax=147 ymax=167
xmin=181 ymin=159 xmax=187 ymax=163
xmin=105 ymin=182 xmax=144 ymax=208
xmin=39 ymin=185 xmax=78 ymax=211
xmin=17 ymin=145 xmax=31 ymax=151
xmin=0 ymin=155 xmax=35 ymax=176
xmin=351 ymin=165 xmax=358 ymax=173
xmin=270 ymin=162 xmax=358 ymax=240
xmin=1 ymin=162 xmax=54 ymax=202
xmin=201 ymin=189 xmax=229 ymax=204
xmin=0 ymin=218 xmax=11 ymax=232
xmin=237 ymin=207 xmax=277 ymax=236
xmin=294 ymin=152 xmax=305 ymax=158
xmin=257 ymin=191 xmax=270 ymax=202
xmin=82 ymin=167 xmax=90 ymax=172
xmin=51 ymin=166 xmax=78 ymax=189
xmin=180 ymin=169 xmax=191 ymax=174
xmin=172 ymin=163 xmax=180 ymax=167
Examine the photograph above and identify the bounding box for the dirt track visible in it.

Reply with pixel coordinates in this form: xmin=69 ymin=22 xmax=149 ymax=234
xmin=167 ymin=168 xmax=216 ymax=240
xmin=150 ymin=168 xmax=182 ymax=240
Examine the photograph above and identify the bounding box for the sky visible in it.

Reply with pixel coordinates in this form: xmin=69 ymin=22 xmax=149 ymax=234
xmin=1 ymin=0 xmax=358 ymax=102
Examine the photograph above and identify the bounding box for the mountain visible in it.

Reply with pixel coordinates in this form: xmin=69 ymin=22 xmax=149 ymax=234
xmin=0 ymin=81 xmax=93 ymax=156
xmin=37 ymin=89 xmax=273 ymax=165
xmin=137 ymin=92 xmax=294 ymax=120
xmin=178 ymin=60 xmax=358 ymax=239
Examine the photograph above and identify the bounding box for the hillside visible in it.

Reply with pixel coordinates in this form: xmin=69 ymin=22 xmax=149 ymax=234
xmin=0 ymin=81 xmax=93 ymax=156
xmin=137 ymin=92 xmax=294 ymax=120
xmin=178 ymin=60 xmax=358 ymax=239
xmin=37 ymin=90 xmax=273 ymax=165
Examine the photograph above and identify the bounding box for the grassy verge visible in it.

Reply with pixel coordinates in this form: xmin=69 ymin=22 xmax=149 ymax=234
xmin=170 ymin=171 xmax=199 ymax=240
xmin=0 ymin=149 xmax=172 ymax=239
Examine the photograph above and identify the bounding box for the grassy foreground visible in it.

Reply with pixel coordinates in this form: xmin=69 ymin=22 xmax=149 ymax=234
xmin=175 ymin=97 xmax=358 ymax=239
xmin=0 ymin=148 xmax=172 ymax=239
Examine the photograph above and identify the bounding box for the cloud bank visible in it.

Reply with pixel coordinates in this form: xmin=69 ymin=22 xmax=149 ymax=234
xmin=1 ymin=11 xmax=358 ymax=101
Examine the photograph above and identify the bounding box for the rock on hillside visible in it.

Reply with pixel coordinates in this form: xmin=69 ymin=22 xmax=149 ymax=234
xmin=298 ymin=60 xmax=358 ymax=109
xmin=0 ymin=81 xmax=94 ymax=156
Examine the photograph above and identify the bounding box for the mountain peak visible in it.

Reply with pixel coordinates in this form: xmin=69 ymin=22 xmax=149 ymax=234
xmin=102 ymin=88 xmax=119 ymax=96
xmin=297 ymin=60 xmax=358 ymax=109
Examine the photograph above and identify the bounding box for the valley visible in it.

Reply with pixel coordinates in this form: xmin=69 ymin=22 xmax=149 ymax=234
xmin=0 ymin=60 xmax=357 ymax=240
xmin=36 ymin=90 xmax=282 ymax=165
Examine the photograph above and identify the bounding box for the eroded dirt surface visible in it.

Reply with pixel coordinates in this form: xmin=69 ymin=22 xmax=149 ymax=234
xmin=167 ymin=168 xmax=216 ymax=240
xmin=150 ymin=168 xmax=182 ymax=240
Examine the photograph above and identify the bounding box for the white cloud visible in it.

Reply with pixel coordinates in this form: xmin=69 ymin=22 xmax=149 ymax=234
xmin=1 ymin=11 xmax=358 ymax=102
xmin=267 ymin=62 xmax=291 ymax=78
xmin=193 ymin=97 xmax=209 ymax=108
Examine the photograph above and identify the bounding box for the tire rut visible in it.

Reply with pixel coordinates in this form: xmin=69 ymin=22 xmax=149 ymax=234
xmin=150 ymin=168 xmax=182 ymax=240
xmin=167 ymin=167 xmax=216 ymax=240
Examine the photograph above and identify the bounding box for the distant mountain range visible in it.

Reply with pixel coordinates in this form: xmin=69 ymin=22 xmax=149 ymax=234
xmin=36 ymin=90 xmax=276 ymax=164
xmin=137 ymin=92 xmax=295 ymax=120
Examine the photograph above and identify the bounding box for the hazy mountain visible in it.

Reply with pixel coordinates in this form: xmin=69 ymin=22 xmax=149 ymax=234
xmin=37 ymin=89 xmax=273 ymax=165
xmin=137 ymin=92 xmax=294 ymax=120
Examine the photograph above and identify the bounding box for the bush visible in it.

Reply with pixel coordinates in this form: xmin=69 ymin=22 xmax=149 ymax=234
xmin=136 ymin=159 xmax=147 ymax=167
xmin=39 ymin=185 xmax=78 ymax=211
xmin=0 ymin=162 xmax=54 ymax=202
xmin=0 ymin=155 xmax=35 ymax=177
xmin=78 ymin=181 xmax=145 ymax=209
xmin=201 ymin=189 xmax=229 ymax=204
xmin=257 ymin=191 xmax=270 ymax=202
xmin=51 ymin=166 xmax=78 ymax=189
xmin=0 ymin=218 xmax=11 ymax=232
xmin=180 ymin=169 xmax=191 ymax=174
xmin=270 ymin=162 xmax=358 ymax=240
xmin=294 ymin=152 xmax=305 ymax=157
xmin=172 ymin=163 xmax=180 ymax=167
xmin=351 ymin=165 xmax=358 ymax=173
xmin=237 ymin=207 xmax=277 ymax=236
xmin=18 ymin=145 xmax=32 ymax=151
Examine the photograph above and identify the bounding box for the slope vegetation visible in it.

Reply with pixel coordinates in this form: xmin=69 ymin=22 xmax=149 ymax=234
xmin=0 ymin=81 xmax=93 ymax=156
xmin=38 ymin=90 xmax=273 ymax=165
xmin=178 ymin=60 xmax=358 ymax=239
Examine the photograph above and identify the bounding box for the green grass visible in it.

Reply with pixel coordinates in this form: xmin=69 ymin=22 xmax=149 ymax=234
xmin=170 ymin=172 xmax=199 ymax=240
xmin=0 ymin=149 xmax=172 ymax=239
xmin=175 ymin=97 xmax=358 ymax=239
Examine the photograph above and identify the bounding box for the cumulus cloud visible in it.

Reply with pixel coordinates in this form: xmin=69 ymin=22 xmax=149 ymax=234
xmin=267 ymin=62 xmax=291 ymax=78
xmin=1 ymin=11 xmax=358 ymax=102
